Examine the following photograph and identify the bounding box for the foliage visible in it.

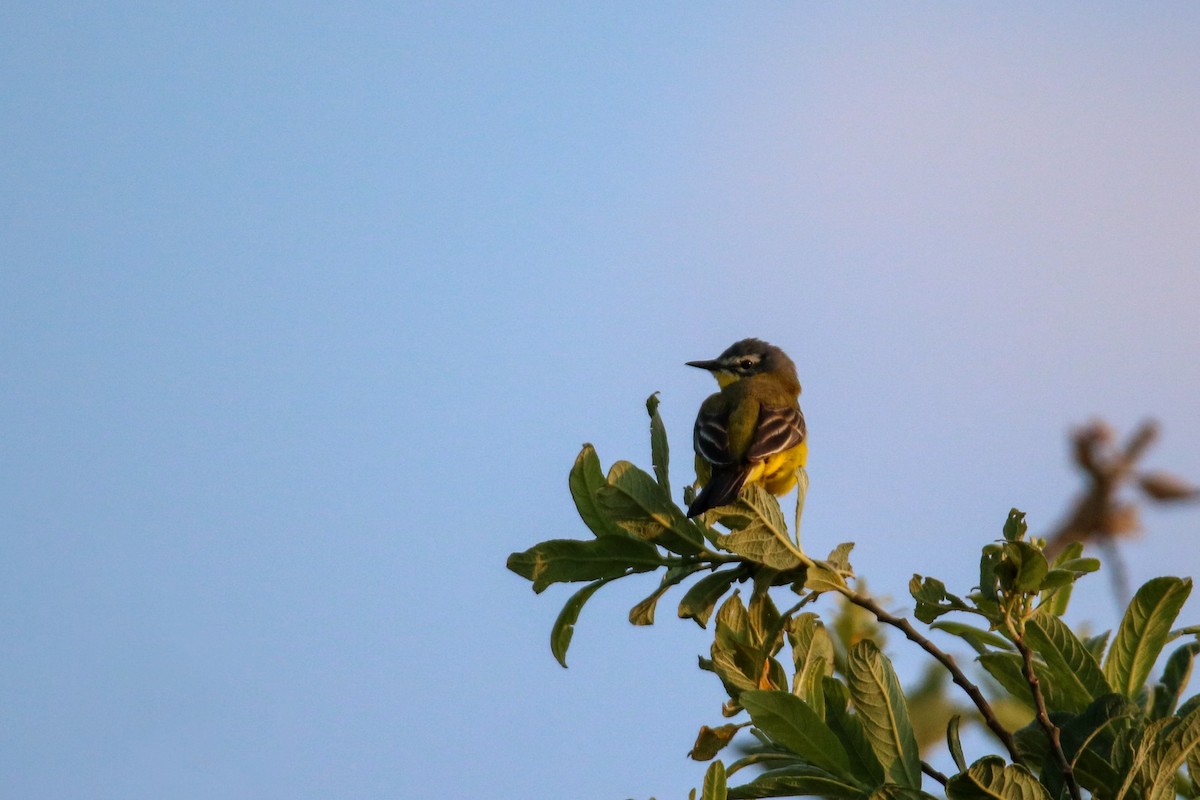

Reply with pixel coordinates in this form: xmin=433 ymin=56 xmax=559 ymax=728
xmin=507 ymin=396 xmax=1200 ymax=799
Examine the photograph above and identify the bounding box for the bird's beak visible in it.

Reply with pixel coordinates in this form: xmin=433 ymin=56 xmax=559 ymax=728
xmin=686 ymin=359 xmax=722 ymax=371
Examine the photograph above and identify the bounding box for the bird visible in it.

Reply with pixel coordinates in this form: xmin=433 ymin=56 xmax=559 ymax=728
xmin=685 ymin=338 xmax=807 ymax=518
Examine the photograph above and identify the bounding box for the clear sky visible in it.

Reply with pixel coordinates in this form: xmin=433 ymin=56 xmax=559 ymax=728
xmin=4 ymin=4 xmax=1200 ymax=798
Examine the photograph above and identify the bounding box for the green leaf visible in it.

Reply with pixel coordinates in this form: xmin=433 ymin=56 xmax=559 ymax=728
xmin=789 ymin=614 xmax=835 ymax=712
xmin=1152 ymin=642 xmax=1200 ymax=719
xmin=739 ymin=690 xmax=857 ymax=782
xmin=707 ymin=594 xmax=767 ymax=702
xmin=717 ymin=591 xmax=750 ymax=639
xmin=792 ymin=657 xmax=827 ymax=721
xmin=1112 ymin=709 xmax=1200 ymax=800
xmin=1110 ymin=717 xmax=1160 ymax=800
xmin=945 ymin=755 xmax=1052 ymax=799
xmin=846 ymin=640 xmax=921 ymax=789
xmin=727 ymin=765 xmax=864 ymax=799
xmin=718 ymin=486 xmax=803 ymax=570
xmin=691 ymin=724 xmax=741 ymax=761
xmin=646 ymin=392 xmax=672 ymax=497
xmin=507 ymin=536 xmax=663 ymax=592
xmin=550 ymin=577 xmax=614 ymax=667
xmin=822 ymin=676 xmax=886 ymax=786
xmin=825 ymin=542 xmax=855 ymax=574
xmin=597 ymin=460 xmax=705 ymax=554
xmin=1057 ymin=693 xmax=1141 ymax=793
xmin=679 ymin=568 xmax=746 ymax=628
xmin=567 ymin=444 xmax=628 ymax=538
xmin=977 ymin=653 xmax=1035 ymax=711
xmin=947 ymin=715 xmax=967 ymax=773
xmin=1179 ymin=694 xmax=1200 ymax=719
xmin=1025 ymin=615 xmax=1112 ymax=712
xmin=629 ymin=564 xmax=703 ymax=626
xmin=805 ymin=563 xmax=849 ymax=594
xmin=1003 ymin=508 xmax=1028 ymax=542
xmin=910 ymin=575 xmax=972 ymax=623
xmin=1010 ymin=719 xmax=1047 ymax=775
xmin=1037 ymin=556 xmax=1100 ymax=617
xmin=802 ymin=546 xmax=851 ymax=594
xmin=701 ymin=759 xmax=728 ymax=800
xmin=1055 ymin=557 xmax=1101 ymax=574
xmin=1036 ymin=574 xmax=1075 ymax=618
xmin=748 ymin=590 xmax=783 ymax=653
xmin=1049 ymin=540 xmax=1084 ymax=566
xmin=627 ymin=587 xmax=662 ymax=627
xmin=866 ymin=788 xmax=943 ymax=800
xmin=1104 ymin=577 xmax=1193 ymax=698
xmin=999 ymin=541 xmax=1048 ymax=594
xmin=979 ymin=544 xmax=1003 ymax=604
xmin=1037 ymin=569 xmax=1075 ymax=591
xmin=1141 ymin=701 xmax=1200 ymax=799
xmin=930 ymin=620 xmax=1014 ymax=655
xmin=719 ymin=525 xmax=802 ymax=570
xmin=1189 ymin=740 xmax=1200 ymax=799
xmin=980 ymin=647 xmax=1090 ymax=715
xmin=1083 ymin=631 xmax=1111 ymax=662
xmin=707 ymin=647 xmax=759 ymax=701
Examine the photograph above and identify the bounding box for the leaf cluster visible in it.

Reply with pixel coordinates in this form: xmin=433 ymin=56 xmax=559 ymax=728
xmin=507 ymin=396 xmax=1200 ymax=799
xmin=506 ymin=396 xmax=829 ymax=667
xmin=912 ymin=509 xmax=1200 ymax=799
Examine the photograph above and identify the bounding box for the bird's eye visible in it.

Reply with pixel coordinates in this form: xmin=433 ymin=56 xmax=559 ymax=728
xmin=739 ymin=359 xmax=755 ymax=370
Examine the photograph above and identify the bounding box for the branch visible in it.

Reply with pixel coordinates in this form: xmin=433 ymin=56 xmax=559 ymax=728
xmin=1012 ymin=630 xmax=1082 ymax=800
xmin=920 ymin=760 xmax=949 ymax=787
xmin=840 ymin=589 xmax=1026 ymax=767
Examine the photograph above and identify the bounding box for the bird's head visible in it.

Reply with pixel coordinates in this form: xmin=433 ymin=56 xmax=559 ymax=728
xmin=686 ymin=338 xmax=799 ymax=390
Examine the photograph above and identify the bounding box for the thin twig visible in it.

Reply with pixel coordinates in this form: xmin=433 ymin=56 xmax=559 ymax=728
xmin=841 ymin=589 xmax=1026 ymax=767
xmin=920 ymin=761 xmax=949 ymax=787
xmin=662 ymin=553 xmax=742 ymax=568
xmin=1012 ymin=631 xmax=1082 ymax=800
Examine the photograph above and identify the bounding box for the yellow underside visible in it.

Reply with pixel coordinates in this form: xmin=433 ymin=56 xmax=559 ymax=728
xmin=747 ymin=440 xmax=808 ymax=494
xmin=696 ymin=440 xmax=808 ymax=496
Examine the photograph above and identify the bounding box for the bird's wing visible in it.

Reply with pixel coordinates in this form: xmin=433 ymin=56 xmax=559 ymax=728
xmin=693 ymin=409 xmax=733 ymax=466
xmin=745 ymin=405 xmax=806 ymax=461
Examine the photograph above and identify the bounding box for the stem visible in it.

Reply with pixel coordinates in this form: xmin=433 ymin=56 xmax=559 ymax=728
xmin=725 ymin=751 xmax=796 ymax=776
xmin=841 ymin=589 xmax=1026 ymax=767
xmin=920 ymin=761 xmax=949 ymax=787
xmin=663 ymin=553 xmax=741 ymax=568
xmin=1012 ymin=629 xmax=1082 ymax=800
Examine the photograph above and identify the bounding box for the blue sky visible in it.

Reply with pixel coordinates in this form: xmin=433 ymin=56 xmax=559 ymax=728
xmin=4 ymin=4 xmax=1200 ymax=798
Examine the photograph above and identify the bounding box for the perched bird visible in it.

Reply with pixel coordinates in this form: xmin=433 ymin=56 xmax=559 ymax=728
xmin=686 ymin=338 xmax=807 ymax=518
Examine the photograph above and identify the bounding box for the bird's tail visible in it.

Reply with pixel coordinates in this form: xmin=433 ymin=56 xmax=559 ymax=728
xmin=686 ymin=469 xmax=748 ymax=518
